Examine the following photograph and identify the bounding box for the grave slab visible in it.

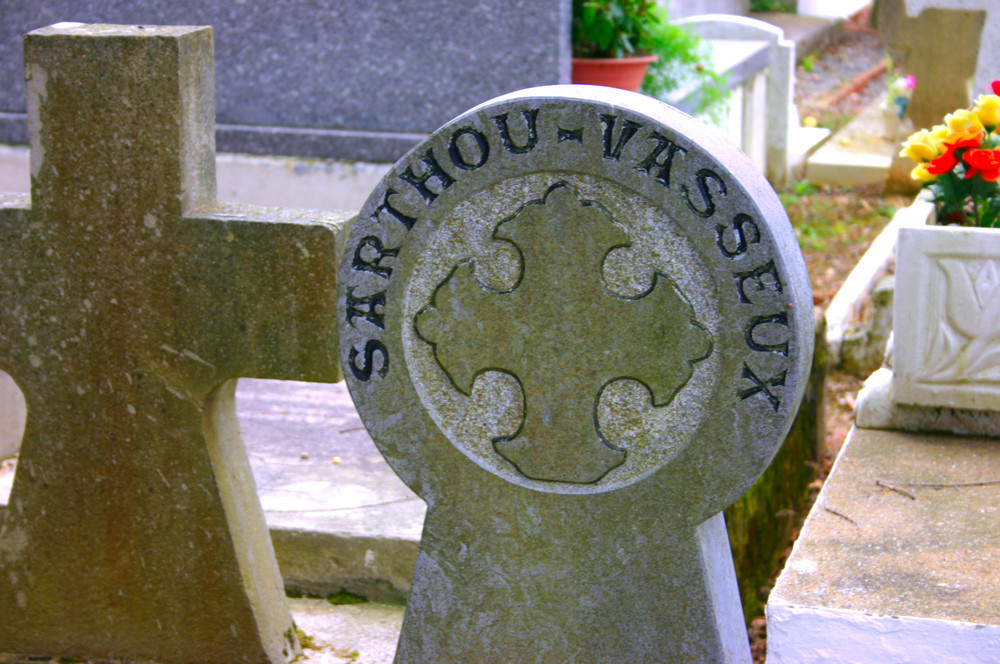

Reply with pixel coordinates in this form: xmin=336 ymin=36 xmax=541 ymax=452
xmin=904 ymin=0 xmax=999 ymax=97
xmin=877 ymin=2 xmax=981 ymax=128
xmin=824 ymin=191 xmax=935 ymax=369
xmin=237 ymin=378 xmax=423 ymax=602
xmin=750 ymin=12 xmax=844 ymax=63
xmin=0 ymin=24 xmax=348 ymax=664
xmin=341 ymin=85 xmax=813 ymax=663
xmin=805 ymin=92 xmax=894 ymax=187
xmin=893 ymin=226 xmax=1000 ymax=411
xmin=767 ymin=426 xmax=1000 ymax=663
xmin=673 ymin=15 xmax=792 ymax=186
xmin=879 ymin=0 xmax=986 ymax=192
xmin=857 ymin=367 xmax=1000 ymax=437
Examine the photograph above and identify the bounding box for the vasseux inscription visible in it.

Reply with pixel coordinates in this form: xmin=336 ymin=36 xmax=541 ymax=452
xmin=342 ymin=96 xmax=796 ymax=489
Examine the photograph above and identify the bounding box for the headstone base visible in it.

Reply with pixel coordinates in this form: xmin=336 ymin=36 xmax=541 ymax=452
xmin=856 ymin=368 xmax=1000 ymax=437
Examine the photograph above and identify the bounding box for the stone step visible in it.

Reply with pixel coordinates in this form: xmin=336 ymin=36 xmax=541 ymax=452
xmin=0 ymin=378 xmax=424 ymax=602
xmin=804 ymin=91 xmax=896 ymax=187
xmin=238 ymin=378 xmax=424 ymax=602
xmin=291 ymin=598 xmax=403 ymax=664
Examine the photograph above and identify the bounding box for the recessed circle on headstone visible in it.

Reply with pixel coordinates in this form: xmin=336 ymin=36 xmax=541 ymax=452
xmin=339 ymin=86 xmax=812 ymax=500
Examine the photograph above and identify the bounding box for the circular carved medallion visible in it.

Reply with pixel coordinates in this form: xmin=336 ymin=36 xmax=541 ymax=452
xmin=339 ymin=87 xmax=812 ymax=501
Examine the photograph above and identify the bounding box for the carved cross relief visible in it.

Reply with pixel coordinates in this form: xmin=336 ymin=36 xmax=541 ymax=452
xmin=415 ymin=183 xmax=713 ymax=484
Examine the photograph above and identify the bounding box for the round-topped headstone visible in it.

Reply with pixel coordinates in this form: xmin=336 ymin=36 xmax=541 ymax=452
xmin=338 ymin=86 xmax=813 ymax=663
xmin=339 ymin=85 xmax=811 ymax=507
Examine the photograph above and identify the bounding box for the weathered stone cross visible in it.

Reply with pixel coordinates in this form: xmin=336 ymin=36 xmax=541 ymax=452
xmin=416 ymin=183 xmax=712 ymax=483
xmin=0 ymin=24 xmax=347 ymax=663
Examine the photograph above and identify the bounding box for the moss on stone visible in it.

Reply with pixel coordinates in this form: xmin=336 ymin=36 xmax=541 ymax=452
xmin=726 ymin=315 xmax=825 ymax=623
xmin=326 ymin=589 xmax=368 ymax=606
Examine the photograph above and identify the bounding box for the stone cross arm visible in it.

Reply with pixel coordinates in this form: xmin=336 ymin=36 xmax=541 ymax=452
xmin=162 ymin=203 xmax=348 ymax=388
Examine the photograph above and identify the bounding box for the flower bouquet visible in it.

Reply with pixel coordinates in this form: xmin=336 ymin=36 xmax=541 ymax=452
xmin=900 ymin=81 xmax=1000 ymax=227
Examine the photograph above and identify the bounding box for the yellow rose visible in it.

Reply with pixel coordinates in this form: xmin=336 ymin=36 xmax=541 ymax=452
xmin=945 ymin=108 xmax=985 ymax=133
xmin=900 ymin=128 xmax=945 ymax=162
xmin=974 ymin=94 xmax=1000 ymax=130
xmin=910 ymin=163 xmax=937 ymax=182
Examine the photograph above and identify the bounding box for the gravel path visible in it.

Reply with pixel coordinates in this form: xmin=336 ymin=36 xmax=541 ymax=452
xmin=795 ymin=25 xmax=893 ymax=128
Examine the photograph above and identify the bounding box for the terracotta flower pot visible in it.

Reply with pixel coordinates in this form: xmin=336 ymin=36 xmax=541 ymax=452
xmin=571 ymin=54 xmax=658 ymax=92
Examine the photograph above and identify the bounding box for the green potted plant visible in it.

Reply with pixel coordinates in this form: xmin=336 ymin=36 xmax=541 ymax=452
xmin=571 ymin=0 xmax=661 ymax=91
xmin=571 ymin=0 xmax=727 ymax=117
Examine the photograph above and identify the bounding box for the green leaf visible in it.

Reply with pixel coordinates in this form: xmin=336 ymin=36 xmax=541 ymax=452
xmin=981 ymin=197 xmax=1000 ymax=228
xmin=592 ymin=19 xmax=613 ymax=50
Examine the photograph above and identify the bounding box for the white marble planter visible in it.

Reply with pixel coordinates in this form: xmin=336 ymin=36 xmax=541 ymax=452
xmin=893 ymin=224 xmax=1000 ymax=410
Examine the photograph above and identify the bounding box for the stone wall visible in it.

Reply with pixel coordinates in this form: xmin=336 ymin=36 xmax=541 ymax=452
xmin=0 ymin=0 xmax=570 ymax=162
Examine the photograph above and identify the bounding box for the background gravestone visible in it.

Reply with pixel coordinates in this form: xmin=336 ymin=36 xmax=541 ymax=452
xmin=0 ymin=0 xmax=570 ymax=162
xmin=878 ymin=0 xmax=984 ymax=132
xmin=0 ymin=23 xmax=348 ymax=663
xmin=878 ymin=0 xmax=985 ymax=192
xmin=340 ymin=86 xmax=813 ymax=663
xmin=903 ymin=0 xmax=1000 ymax=97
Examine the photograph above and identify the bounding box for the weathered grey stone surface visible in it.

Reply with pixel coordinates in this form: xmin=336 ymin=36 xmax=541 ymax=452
xmin=768 ymin=426 xmax=1000 ymax=663
xmin=904 ymin=0 xmax=1000 ymax=97
xmin=0 ymin=1 xmax=570 ymax=162
xmin=340 ymin=86 xmax=813 ymax=662
xmin=0 ymin=24 xmax=348 ymax=663
xmin=0 ymin=372 xmax=24 ymax=460
xmin=878 ymin=0 xmax=984 ymax=192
